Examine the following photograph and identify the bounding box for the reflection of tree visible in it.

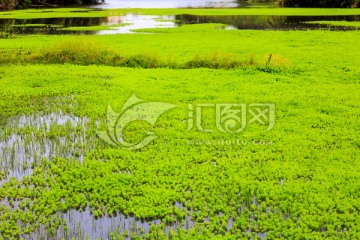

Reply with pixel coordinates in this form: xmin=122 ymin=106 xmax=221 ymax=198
xmin=45 ymin=0 xmax=104 ymax=4
xmin=238 ymin=0 xmax=279 ymax=7
xmin=12 ymin=17 xmax=108 ymax=27
xmin=0 ymin=19 xmax=16 ymax=32
xmin=236 ymin=0 xmax=250 ymax=7
xmin=176 ymin=15 xmax=288 ymax=29
xmin=0 ymin=16 xmax=109 ymax=34
xmin=175 ymin=14 xmax=360 ymax=30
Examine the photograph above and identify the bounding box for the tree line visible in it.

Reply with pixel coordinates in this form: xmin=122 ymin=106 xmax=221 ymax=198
xmin=279 ymin=0 xmax=359 ymax=7
xmin=1 ymin=0 xmax=359 ymax=11
xmin=0 ymin=0 xmax=103 ymax=10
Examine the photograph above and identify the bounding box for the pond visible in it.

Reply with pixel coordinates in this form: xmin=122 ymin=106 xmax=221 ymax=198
xmin=1 ymin=14 xmax=359 ymax=35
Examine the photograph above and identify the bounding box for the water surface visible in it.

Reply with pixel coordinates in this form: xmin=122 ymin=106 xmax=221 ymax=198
xmin=90 ymin=0 xmax=277 ymax=9
xmin=1 ymin=14 xmax=359 ymax=35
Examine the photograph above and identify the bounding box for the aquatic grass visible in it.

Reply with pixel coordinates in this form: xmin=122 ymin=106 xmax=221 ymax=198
xmin=1 ymin=24 xmax=359 ymax=70
xmin=31 ymin=40 xmax=167 ymax=68
xmin=305 ymin=20 xmax=360 ymax=28
xmin=33 ymin=39 xmax=116 ymax=66
xmin=62 ymin=23 xmax=133 ymax=31
xmin=0 ymin=63 xmax=359 ymax=238
xmin=0 ymin=111 xmax=97 ymax=183
xmin=0 ymin=31 xmax=15 ymax=39
xmin=184 ymin=52 xmax=256 ymax=69
xmin=12 ymin=23 xmax=63 ymax=28
xmin=183 ymin=52 xmax=288 ymax=69
xmin=7 ymin=39 xmax=288 ymax=69
xmin=0 ymin=12 xmax=360 ymax=239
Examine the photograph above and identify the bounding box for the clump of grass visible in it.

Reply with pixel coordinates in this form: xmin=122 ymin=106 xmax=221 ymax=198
xmin=33 ymin=40 xmax=162 ymax=68
xmin=0 ymin=31 xmax=15 ymax=39
xmin=33 ymin=39 xmax=114 ymax=66
xmin=31 ymin=40 xmax=288 ymax=69
xmin=183 ymin=52 xmax=258 ymax=69
xmin=263 ymin=53 xmax=289 ymax=67
xmin=121 ymin=54 xmax=160 ymax=68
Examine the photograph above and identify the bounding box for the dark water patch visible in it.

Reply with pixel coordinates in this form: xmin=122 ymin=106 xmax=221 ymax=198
xmin=176 ymin=14 xmax=360 ymax=30
xmin=0 ymin=16 xmax=108 ymax=32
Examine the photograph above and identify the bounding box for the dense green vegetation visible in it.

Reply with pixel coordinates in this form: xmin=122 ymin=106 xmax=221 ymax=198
xmin=0 ymin=7 xmax=360 ymax=239
xmin=280 ymin=0 xmax=360 ymax=8
xmin=0 ymin=0 xmax=103 ymax=10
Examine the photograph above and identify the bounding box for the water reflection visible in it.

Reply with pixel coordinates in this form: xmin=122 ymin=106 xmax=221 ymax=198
xmin=0 ymin=14 xmax=176 ymax=34
xmin=177 ymin=14 xmax=360 ymax=30
xmin=90 ymin=0 xmax=265 ymax=9
xmin=1 ymin=14 xmax=359 ymax=35
xmin=97 ymin=14 xmax=176 ymax=34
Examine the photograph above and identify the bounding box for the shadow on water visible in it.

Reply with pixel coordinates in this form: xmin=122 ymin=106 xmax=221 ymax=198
xmin=1 ymin=14 xmax=360 ymax=35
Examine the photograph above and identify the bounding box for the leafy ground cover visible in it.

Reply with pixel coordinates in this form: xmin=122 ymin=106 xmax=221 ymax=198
xmin=0 ymin=8 xmax=359 ymax=239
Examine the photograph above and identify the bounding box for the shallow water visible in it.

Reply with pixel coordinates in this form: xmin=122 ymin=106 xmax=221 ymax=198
xmin=0 ymin=112 xmax=97 ymax=183
xmin=0 ymin=14 xmax=176 ymax=34
xmin=97 ymin=14 xmax=176 ymax=34
xmin=25 ymin=201 xmax=239 ymax=239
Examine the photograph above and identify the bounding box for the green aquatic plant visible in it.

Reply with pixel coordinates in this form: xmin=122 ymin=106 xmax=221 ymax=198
xmin=0 ymin=11 xmax=360 ymax=239
xmin=1 ymin=38 xmax=289 ymax=70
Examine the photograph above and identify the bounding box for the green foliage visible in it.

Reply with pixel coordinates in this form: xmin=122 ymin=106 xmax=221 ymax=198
xmin=0 ymin=32 xmax=15 ymax=39
xmin=279 ymin=0 xmax=360 ymax=8
xmin=0 ymin=0 xmax=18 ymax=10
xmin=0 ymin=8 xmax=360 ymax=240
xmin=0 ymin=0 xmax=103 ymax=10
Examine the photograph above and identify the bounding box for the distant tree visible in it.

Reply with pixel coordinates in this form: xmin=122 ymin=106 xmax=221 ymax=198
xmin=46 ymin=0 xmax=104 ymax=4
xmin=280 ymin=0 xmax=360 ymax=7
xmin=0 ymin=0 xmax=19 ymax=9
xmin=0 ymin=0 xmax=104 ymax=9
